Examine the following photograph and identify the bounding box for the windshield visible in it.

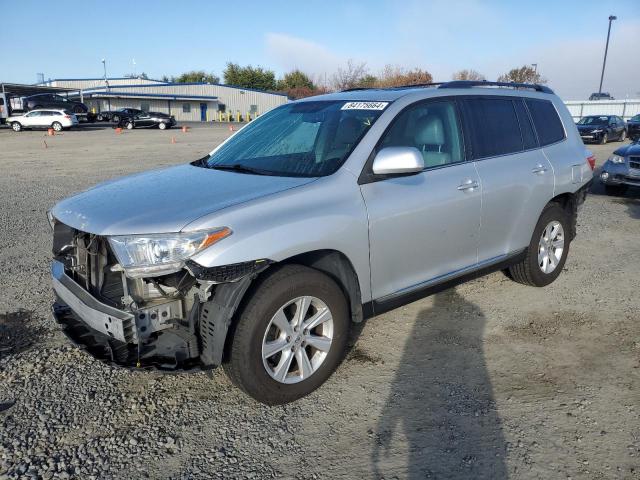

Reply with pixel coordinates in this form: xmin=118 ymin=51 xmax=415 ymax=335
xmin=202 ymin=100 xmax=387 ymax=177
xmin=578 ymin=116 xmax=608 ymax=125
xmin=631 ymin=114 xmax=640 ymax=122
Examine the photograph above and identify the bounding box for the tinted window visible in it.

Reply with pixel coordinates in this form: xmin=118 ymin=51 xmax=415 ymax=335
xmin=182 ymin=103 xmax=191 ymax=113
xmin=462 ymin=98 xmax=522 ymax=159
xmin=513 ymin=99 xmax=538 ymax=150
xmin=0 ymin=98 xmax=4 ymax=105
xmin=379 ymin=100 xmax=463 ymax=168
xmin=525 ymin=99 xmax=565 ymax=146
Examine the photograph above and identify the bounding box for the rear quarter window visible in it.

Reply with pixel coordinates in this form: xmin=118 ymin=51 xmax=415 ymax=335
xmin=525 ymin=99 xmax=565 ymax=146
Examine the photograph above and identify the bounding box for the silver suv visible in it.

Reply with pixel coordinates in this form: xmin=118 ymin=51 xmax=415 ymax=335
xmin=49 ymin=81 xmax=593 ymax=404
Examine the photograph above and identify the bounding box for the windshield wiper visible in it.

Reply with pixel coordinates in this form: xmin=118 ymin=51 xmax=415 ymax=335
xmin=207 ymin=163 xmax=273 ymax=176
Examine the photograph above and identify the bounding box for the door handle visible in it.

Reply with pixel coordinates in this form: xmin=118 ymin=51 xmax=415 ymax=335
xmin=457 ymin=179 xmax=479 ymax=191
xmin=532 ymin=164 xmax=548 ymax=174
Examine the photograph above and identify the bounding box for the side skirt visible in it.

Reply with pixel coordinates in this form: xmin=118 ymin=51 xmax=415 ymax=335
xmin=362 ymin=250 xmax=526 ymax=319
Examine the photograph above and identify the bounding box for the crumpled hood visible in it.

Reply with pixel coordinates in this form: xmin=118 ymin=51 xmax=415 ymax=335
xmin=577 ymin=124 xmax=605 ymax=132
xmin=52 ymin=164 xmax=316 ymax=235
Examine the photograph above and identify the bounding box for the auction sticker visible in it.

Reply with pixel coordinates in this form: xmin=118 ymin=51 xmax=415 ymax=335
xmin=341 ymin=101 xmax=389 ymax=111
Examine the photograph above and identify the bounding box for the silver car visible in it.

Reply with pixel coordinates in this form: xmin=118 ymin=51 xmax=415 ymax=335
xmin=49 ymin=81 xmax=593 ymax=404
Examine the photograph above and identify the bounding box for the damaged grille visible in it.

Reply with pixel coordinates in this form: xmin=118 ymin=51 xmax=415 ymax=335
xmin=53 ymin=222 xmax=124 ymax=306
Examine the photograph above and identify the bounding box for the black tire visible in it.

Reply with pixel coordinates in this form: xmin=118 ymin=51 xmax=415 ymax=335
xmin=11 ymin=122 xmax=22 ymax=132
xmin=224 ymin=265 xmax=350 ymax=405
xmin=97 ymin=114 xmax=104 ymax=121
xmin=126 ymin=122 xmax=134 ymax=130
xmin=51 ymin=122 xmax=63 ymax=132
xmin=605 ymin=184 xmax=627 ymax=196
xmin=158 ymin=122 xmax=167 ymax=130
xmin=600 ymin=133 xmax=608 ymax=145
xmin=508 ymin=203 xmax=570 ymax=287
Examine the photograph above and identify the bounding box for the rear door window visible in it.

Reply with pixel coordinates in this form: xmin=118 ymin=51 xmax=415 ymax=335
xmin=525 ymin=99 xmax=565 ymax=146
xmin=461 ymin=97 xmax=522 ymax=159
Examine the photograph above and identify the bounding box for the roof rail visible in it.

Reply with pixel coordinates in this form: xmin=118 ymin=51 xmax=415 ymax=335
xmin=341 ymin=82 xmax=446 ymax=92
xmin=438 ymin=80 xmax=554 ymax=94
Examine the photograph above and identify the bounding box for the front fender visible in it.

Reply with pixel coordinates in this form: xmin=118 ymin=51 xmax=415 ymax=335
xmin=185 ymin=169 xmax=373 ymax=303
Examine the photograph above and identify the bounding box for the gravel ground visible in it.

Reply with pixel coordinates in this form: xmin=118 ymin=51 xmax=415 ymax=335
xmin=0 ymin=123 xmax=638 ymax=479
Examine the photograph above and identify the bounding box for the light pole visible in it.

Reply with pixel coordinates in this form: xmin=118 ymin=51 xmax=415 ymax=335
xmin=598 ymin=15 xmax=616 ymax=95
xmin=101 ymin=58 xmax=109 ymax=90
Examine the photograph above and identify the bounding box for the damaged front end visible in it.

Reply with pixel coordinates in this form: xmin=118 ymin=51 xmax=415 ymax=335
xmin=50 ymin=221 xmax=269 ymax=371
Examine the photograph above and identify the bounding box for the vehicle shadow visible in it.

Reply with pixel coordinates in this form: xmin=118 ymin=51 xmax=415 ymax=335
xmin=372 ymin=289 xmax=508 ymax=479
xmin=0 ymin=309 xmax=43 ymax=359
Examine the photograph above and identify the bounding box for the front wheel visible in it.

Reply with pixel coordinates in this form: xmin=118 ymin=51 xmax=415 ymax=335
xmin=224 ymin=265 xmax=349 ymax=405
xmin=507 ymin=203 xmax=570 ymax=287
xmin=51 ymin=122 xmax=63 ymax=132
xmin=158 ymin=122 xmax=167 ymax=130
xmin=126 ymin=122 xmax=134 ymax=130
xmin=11 ymin=122 xmax=22 ymax=132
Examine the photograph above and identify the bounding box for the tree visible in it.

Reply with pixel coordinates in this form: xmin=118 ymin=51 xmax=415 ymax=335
xmin=452 ymin=69 xmax=485 ymax=81
xmin=375 ymin=65 xmax=433 ymax=87
xmin=223 ymin=63 xmax=277 ymax=91
xmin=497 ymin=65 xmax=546 ymax=84
xmin=277 ymin=70 xmax=315 ymax=91
xmin=173 ymin=70 xmax=220 ymax=84
xmin=331 ymin=60 xmax=370 ymax=90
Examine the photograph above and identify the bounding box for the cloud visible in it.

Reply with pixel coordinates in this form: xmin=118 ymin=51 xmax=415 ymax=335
xmin=265 ymin=33 xmax=345 ymax=81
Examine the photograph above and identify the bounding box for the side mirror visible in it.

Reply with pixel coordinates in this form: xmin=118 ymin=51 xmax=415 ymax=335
xmin=372 ymin=146 xmax=425 ymax=175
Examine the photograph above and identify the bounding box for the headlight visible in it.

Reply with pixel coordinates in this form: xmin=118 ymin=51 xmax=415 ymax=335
xmin=609 ymin=154 xmax=625 ymax=164
xmin=108 ymin=227 xmax=232 ymax=278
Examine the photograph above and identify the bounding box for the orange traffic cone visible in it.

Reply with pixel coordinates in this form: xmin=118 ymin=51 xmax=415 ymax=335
xmin=181 ymin=126 xmax=189 ymax=133
xmin=228 ymin=125 xmax=234 ymax=132
xmin=115 ymin=127 xmax=122 ymax=134
xmin=47 ymin=128 xmax=55 ymax=136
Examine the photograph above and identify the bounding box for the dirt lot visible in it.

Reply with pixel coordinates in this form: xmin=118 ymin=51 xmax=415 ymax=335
xmin=0 ymin=123 xmax=638 ymax=479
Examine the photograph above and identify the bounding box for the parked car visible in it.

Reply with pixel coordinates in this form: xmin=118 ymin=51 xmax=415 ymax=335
xmin=115 ymin=111 xmax=176 ymax=130
xmin=49 ymin=81 xmax=592 ymax=404
xmin=7 ymin=109 xmax=78 ymax=132
xmin=23 ymin=93 xmax=88 ymax=114
xmin=576 ymin=115 xmax=626 ymax=144
xmin=626 ymin=114 xmax=640 ymax=141
xmin=108 ymin=108 xmax=144 ymax=124
xmin=599 ymin=141 xmax=640 ymax=194
xmin=589 ymin=92 xmax=614 ymax=101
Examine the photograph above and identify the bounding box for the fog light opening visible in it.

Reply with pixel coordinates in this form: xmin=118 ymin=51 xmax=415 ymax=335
xmin=601 ymin=172 xmax=609 ymax=181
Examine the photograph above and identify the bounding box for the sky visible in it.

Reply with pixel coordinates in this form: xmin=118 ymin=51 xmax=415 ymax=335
xmin=2 ymin=0 xmax=639 ymax=100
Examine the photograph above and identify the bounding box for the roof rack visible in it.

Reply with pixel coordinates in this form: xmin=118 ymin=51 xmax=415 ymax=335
xmin=438 ymin=80 xmax=554 ymax=94
xmin=341 ymin=80 xmax=554 ymax=94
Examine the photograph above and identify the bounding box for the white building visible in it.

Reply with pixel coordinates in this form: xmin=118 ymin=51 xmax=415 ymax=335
xmin=40 ymin=77 xmax=289 ymax=122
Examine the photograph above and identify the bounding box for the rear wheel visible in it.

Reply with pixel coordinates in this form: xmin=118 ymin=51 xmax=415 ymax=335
xmin=224 ymin=265 xmax=349 ymax=405
xmin=158 ymin=122 xmax=167 ymax=130
xmin=11 ymin=122 xmax=22 ymax=132
xmin=51 ymin=122 xmax=63 ymax=132
xmin=507 ymin=203 xmax=570 ymax=287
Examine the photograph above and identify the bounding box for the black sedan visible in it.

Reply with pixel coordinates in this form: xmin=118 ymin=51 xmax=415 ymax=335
xmin=100 ymin=108 xmax=144 ymax=123
xmin=576 ymin=115 xmax=627 ymax=144
xmin=115 ymin=111 xmax=176 ymax=130
xmin=627 ymin=114 xmax=640 ymax=141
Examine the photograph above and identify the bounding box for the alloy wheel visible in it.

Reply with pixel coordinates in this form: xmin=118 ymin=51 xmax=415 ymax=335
xmin=261 ymin=296 xmax=334 ymax=384
xmin=538 ymin=221 xmax=564 ymax=274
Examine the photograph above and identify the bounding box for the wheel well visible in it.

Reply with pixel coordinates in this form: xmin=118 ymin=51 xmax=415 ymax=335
xmin=280 ymin=250 xmax=364 ymax=324
xmin=549 ymin=192 xmax=577 ymax=239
